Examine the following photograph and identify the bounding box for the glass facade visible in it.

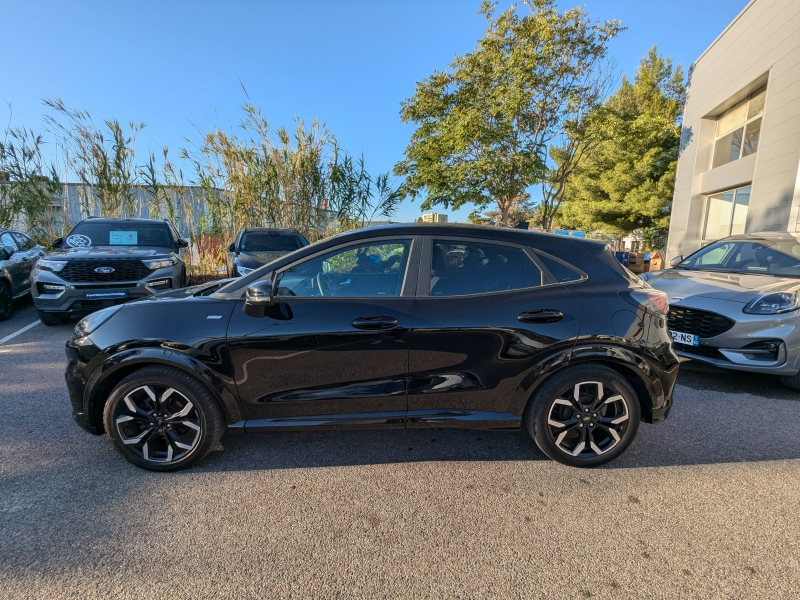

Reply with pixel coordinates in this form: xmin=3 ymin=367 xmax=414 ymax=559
xmin=712 ymin=87 xmax=766 ymax=169
xmin=703 ymin=186 xmax=751 ymax=241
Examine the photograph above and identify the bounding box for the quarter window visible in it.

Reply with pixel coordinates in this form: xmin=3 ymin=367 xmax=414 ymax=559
xmin=429 ymin=240 xmax=542 ymax=296
xmin=276 ymin=240 xmax=412 ymax=298
xmin=0 ymin=232 xmax=19 ymax=251
xmin=712 ymin=87 xmax=765 ymax=169
xmin=703 ymin=186 xmax=751 ymax=241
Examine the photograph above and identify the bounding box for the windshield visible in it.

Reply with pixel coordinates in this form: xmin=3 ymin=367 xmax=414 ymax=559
xmin=64 ymin=222 xmax=174 ymax=248
xmin=680 ymin=239 xmax=800 ymax=278
xmin=240 ymin=232 xmax=306 ymax=252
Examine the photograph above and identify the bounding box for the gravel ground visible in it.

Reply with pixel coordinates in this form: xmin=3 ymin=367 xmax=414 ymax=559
xmin=1 ymin=297 xmax=799 ymax=599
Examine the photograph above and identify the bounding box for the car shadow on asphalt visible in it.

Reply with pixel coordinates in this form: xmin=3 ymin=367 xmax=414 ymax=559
xmin=194 ymin=363 xmax=800 ymax=473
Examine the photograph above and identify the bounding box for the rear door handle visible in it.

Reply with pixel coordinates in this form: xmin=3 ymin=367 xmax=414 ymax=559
xmin=517 ymin=309 xmax=564 ymax=324
xmin=352 ymin=316 xmax=399 ymax=330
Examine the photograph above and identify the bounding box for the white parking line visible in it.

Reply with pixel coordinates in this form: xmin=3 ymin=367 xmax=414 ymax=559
xmin=0 ymin=320 xmax=42 ymax=346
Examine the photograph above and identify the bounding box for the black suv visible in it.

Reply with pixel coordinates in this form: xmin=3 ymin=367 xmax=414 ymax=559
xmin=65 ymin=224 xmax=678 ymax=472
xmin=33 ymin=218 xmax=188 ymax=325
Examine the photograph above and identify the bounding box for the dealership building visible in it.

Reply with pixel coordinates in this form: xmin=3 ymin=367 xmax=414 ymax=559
xmin=666 ymin=0 xmax=800 ymax=261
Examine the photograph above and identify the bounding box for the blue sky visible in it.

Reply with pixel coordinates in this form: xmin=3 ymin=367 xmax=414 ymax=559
xmin=2 ymin=0 xmax=748 ymax=222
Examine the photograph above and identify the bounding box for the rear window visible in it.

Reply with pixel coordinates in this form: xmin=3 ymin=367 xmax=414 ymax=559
xmin=429 ymin=240 xmax=543 ymax=296
xmin=64 ymin=222 xmax=174 ymax=248
xmin=241 ymin=232 xmax=307 ymax=252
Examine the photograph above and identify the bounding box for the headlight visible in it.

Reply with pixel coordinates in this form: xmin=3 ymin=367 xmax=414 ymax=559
xmin=74 ymin=305 xmax=124 ymax=336
xmin=237 ymin=265 xmax=254 ymax=277
xmin=142 ymin=256 xmax=177 ymax=270
xmin=743 ymin=292 xmax=800 ymax=315
xmin=37 ymin=259 xmax=67 ymax=272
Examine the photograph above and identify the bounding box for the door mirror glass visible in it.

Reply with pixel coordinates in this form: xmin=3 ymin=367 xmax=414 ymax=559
xmin=670 ymin=255 xmax=684 ymax=267
xmin=1 ymin=245 xmax=14 ymax=260
xmin=276 ymin=239 xmax=412 ymax=298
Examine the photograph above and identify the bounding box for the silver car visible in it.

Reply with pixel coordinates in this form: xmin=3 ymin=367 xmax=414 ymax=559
xmin=642 ymin=232 xmax=800 ymax=390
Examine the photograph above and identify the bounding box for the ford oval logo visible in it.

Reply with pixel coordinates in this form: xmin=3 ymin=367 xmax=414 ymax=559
xmin=94 ymin=266 xmax=115 ymax=274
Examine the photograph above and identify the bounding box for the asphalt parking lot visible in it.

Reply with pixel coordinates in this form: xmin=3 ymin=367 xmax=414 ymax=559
xmin=1 ymin=297 xmax=799 ymax=600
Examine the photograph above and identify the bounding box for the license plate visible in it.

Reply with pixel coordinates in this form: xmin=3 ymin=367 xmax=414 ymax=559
xmin=670 ymin=330 xmax=699 ymax=346
xmin=84 ymin=290 xmax=128 ymax=300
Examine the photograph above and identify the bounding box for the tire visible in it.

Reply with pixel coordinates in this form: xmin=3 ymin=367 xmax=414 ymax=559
xmin=525 ymin=364 xmax=641 ymax=468
xmin=37 ymin=310 xmax=69 ymax=326
xmin=0 ymin=281 xmax=12 ymax=321
xmin=103 ymin=365 xmax=225 ymax=472
xmin=779 ymin=374 xmax=800 ymax=390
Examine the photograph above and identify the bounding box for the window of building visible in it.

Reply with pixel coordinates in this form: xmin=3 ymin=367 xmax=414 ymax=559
xmin=702 ymin=186 xmax=751 ymax=241
xmin=712 ymin=87 xmax=766 ymax=169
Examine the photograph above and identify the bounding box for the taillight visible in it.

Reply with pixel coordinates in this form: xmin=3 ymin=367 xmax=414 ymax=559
xmin=629 ymin=290 xmax=669 ymax=315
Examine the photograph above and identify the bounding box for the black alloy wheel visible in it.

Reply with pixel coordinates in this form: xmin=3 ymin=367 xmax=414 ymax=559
xmin=0 ymin=282 xmax=11 ymax=321
xmin=104 ymin=365 xmax=224 ymax=472
xmin=527 ymin=364 xmax=640 ymax=467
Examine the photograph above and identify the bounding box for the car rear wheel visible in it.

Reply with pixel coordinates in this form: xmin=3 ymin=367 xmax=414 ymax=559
xmin=37 ymin=310 xmax=69 ymax=326
xmin=0 ymin=282 xmax=12 ymax=321
xmin=526 ymin=364 xmax=641 ymax=467
xmin=103 ymin=365 xmax=225 ymax=472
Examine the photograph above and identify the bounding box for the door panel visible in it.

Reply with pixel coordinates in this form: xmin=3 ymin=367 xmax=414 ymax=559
xmin=227 ymin=298 xmax=412 ymax=423
xmin=407 ymin=236 xmax=582 ymax=425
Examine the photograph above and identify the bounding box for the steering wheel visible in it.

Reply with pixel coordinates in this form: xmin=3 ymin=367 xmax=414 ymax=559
xmin=315 ymin=272 xmax=335 ymax=296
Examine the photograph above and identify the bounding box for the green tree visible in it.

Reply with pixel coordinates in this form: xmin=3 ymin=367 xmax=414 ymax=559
xmin=558 ymin=47 xmax=685 ymax=246
xmin=394 ymin=0 xmax=622 ymax=226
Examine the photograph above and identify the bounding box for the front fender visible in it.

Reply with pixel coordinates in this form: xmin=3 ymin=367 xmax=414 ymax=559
xmin=83 ymin=346 xmax=244 ymax=433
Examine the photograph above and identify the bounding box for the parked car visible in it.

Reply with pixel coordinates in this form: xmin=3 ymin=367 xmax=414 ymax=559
xmin=0 ymin=228 xmax=46 ymax=320
xmin=33 ymin=217 xmax=189 ymax=326
xmin=65 ymin=224 xmax=678 ymax=472
xmin=226 ymin=228 xmax=308 ymax=277
xmin=642 ymin=232 xmax=800 ymax=389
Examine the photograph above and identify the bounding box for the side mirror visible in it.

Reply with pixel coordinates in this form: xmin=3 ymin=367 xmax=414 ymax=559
xmin=243 ymin=274 xmax=275 ymax=317
xmin=1 ymin=245 xmax=14 ymax=260
xmin=52 ymin=237 xmax=63 ymax=248
xmin=176 ymin=238 xmax=189 ymax=248
xmin=670 ymin=255 xmax=684 ymax=268
xmin=227 ymin=242 xmax=236 ymax=253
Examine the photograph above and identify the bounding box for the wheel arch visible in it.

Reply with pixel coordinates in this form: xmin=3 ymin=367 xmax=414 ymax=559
xmin=84 ymin=349 xmax=243 ymax=434
xmin=511 ymin=344 xmax=661 ymax=424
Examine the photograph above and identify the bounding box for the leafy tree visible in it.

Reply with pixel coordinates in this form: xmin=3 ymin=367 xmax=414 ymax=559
xmin=394 ymin=0 xmax=622 ymax=226
xmin=558 ymin=47 xmax=685 ymax=245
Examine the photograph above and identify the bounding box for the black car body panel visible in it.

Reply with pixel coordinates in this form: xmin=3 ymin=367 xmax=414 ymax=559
xmin=0 ymin=229 xmax=45 ymax=298
xmin=65 ymin=224 xmax=679 ymax=441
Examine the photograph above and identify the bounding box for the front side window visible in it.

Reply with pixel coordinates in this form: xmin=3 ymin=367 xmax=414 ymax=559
xmin=712 ymin=86 xmax=765 ymax=169
xmin=64 ymin=222 xmax=175 ymax=248
xmin=703 ymin=186 xmax=751 ymax=241
xmin=429 ymin=240 xmax=542 ymax=296
xmin=276 ymin=239 xmax=411 ymax=298
xmin=12 ymin=232 xmax=34 ymax=250
xmin=680 ymin=239 xmax=800 ymax=278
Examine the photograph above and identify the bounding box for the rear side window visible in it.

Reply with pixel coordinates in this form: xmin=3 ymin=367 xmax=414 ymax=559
xmin=533 ymin=250 xmax=584 ymax=283
xmin=429 ymin=240 xmax=542 ymax=296
xmin=0 ymin=232 xmax=19 ymax=251
xmin=12 ymin=232 xmax=34 ymax=250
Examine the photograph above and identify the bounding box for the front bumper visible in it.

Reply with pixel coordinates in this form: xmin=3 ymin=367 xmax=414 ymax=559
xmin=33 ymin=267 xmax=181 ymax=318
xmin=670 ymin=298 xmax=800 ymax=375
xmin=65 ymin=336 xmax=108 ymax=434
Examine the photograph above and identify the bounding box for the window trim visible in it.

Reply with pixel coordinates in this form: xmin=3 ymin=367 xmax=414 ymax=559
xmin=416 ymin=235 xmax=573 ymax=299
xmin=253 ymin=235 xmax=422 ymax=300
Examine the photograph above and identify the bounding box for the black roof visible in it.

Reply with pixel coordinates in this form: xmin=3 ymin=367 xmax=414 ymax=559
xmin=327 ymin=223 xmax=608 ymax=254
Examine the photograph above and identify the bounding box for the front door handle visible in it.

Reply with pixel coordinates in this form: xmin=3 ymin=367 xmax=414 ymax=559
xmin=517 ymin=309 xmax=564 ymax=324
xmin=352 ymin=316 xmax=399 ymax=330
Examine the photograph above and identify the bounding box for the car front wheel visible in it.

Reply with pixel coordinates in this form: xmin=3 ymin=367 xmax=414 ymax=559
xmin=526 ymin=364 xmax=641 ymax=467
xmin=103 ymin=365 xmax=225 ymax=472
